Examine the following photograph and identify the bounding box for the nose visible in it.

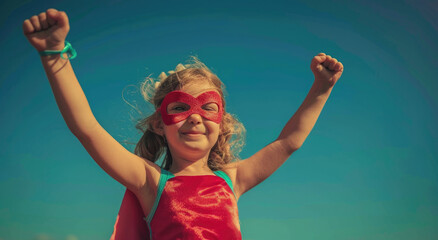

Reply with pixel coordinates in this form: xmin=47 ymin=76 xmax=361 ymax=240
xmin=187 ymin=114 xmax=202 ymax=124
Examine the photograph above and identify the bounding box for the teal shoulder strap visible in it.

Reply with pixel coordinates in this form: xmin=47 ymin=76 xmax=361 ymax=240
xmin=145 ymin=169 xmax=174 ymax=224
xmin=214 ymin=170 xmax=236 ymax=198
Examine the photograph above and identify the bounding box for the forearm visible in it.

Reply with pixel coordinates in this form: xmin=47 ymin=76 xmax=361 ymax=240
xmin=41 ymin=54 xmax=98 ymax=138
xmin=277 ymin=81 xmax=333 ymax=151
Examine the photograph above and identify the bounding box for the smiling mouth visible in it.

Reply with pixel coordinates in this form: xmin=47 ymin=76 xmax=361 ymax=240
xmin=183 ymin=132 xmax=204 ymax=135
xmin=182 ymin=131 xmax=205 ymax=136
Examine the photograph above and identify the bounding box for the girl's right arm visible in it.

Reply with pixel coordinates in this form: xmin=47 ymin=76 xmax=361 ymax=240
xmin=23 ymin=9 xmax=154 ymax=192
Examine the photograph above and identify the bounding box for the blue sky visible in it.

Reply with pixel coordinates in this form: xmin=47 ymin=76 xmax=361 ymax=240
xmin=1 ymin=0 xmax=437 ymax=239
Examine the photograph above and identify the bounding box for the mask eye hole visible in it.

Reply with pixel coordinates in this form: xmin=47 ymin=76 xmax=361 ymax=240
xmin=167 ymin=102 xmax=190 ymax=114
xmin=202 ymin=103 xmax=219 ymax=112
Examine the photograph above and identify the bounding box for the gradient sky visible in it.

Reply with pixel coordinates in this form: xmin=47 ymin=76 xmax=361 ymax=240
xmin=1 ymin=0 xmax=437 ymax=239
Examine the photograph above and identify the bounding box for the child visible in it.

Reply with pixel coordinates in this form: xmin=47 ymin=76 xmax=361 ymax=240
xmin=23 ymin=8 xmax=344 ymax=240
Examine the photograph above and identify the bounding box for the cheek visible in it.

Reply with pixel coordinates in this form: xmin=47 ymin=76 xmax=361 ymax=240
xmin=174 ymin=121 xmax=185 ymax=129
xmin=207 ymin=123 xmax=221 ymax=137
xmin=164 ymin=122 xmax=184 ymax=136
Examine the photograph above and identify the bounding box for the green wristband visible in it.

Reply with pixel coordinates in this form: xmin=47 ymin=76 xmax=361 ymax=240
xmin=39 ymin=41 xmax=77 ymax=60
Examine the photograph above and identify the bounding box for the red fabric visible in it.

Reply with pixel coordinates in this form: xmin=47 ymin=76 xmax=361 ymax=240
xmin=150 ymin=175 xmax=241 ymax=240
xmin=110 ymin=175 xmax=241 ymax=240
xmin=110 ymin=189 xmax=149 ymax=240
xmin=159 ymin=90 xmax=223 ymax=125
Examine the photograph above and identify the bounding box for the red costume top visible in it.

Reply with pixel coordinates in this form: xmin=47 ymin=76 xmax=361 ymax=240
xmin=111 ymin=169 xmax=242 ymax=240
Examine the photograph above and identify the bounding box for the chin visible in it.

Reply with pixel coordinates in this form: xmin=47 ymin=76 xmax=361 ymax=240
xmin=176 ymin=143 xmax=211 ymax=156
xmin=181 ymin=144 xmax=209 ymax=153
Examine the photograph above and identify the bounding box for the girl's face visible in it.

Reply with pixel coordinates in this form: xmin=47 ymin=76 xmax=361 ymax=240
xmin=161 ymin=81 xmax=222 ymax=161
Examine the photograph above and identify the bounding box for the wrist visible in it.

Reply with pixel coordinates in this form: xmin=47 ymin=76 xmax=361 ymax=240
xmin=39 ymin=41 xmax=77 ymax=60
xmin=39 ymin=44 xmax=64 ymax=60
xmin=311 ymin=80 xmax=333 ymax=96
xmin=35 ymin=42 xmax=65 ymax=52
xmin=45 ymin=43 xmax=65 ymax=51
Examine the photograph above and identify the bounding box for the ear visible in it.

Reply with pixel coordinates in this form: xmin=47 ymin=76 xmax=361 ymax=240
xmin=152 ymin=118 xmax=164 ymax=136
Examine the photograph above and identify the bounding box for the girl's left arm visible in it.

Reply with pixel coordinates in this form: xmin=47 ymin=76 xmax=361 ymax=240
xmin=233 ymin=53 xmax=344 ymax=198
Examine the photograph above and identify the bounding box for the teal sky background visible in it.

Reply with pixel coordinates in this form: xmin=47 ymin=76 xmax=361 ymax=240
xmin=1 ymin=0 xmax=437 ymax=239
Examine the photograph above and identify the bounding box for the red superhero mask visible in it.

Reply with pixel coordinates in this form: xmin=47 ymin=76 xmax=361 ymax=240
xmin=159 ymin=90 xmax=224 ymax=125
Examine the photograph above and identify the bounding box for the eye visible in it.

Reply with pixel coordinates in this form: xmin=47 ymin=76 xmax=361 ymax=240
xmin=202 ymin=103 xmax=219 ymax=112
xmin=167 ymin=102 xmax=190 ymax=114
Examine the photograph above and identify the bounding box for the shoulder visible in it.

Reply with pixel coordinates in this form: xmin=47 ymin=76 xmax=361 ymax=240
xmin=221 ymin=161 xmax=242 ymax=200
xmin=144 ymin=160 xmax=162 ymax=189
xmin=131 ymin=159 xmax=161 ymax=195
xmin=130 ymin=160 xmax=163 ymax=217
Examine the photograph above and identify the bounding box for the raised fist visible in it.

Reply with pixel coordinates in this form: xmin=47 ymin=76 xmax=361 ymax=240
xmin=23 ymin=8 xmax=70 ymax=52
xmin=310 ymin=53 xmax=344 ymax=88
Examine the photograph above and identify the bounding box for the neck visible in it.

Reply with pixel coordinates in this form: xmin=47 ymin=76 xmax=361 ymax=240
xmin=168 ymin=151 xmax=214 ymax=176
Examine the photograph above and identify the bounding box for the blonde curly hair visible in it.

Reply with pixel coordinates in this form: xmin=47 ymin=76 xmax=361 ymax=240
xmin=135 ymin=56 xmax=245 ymax=171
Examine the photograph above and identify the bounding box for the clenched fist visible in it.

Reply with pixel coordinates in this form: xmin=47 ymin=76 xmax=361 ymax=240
xmin=23 ymin=8 xmax=70 ymax=52
xmin=310 ymin=53 xmax=344 ymax=89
